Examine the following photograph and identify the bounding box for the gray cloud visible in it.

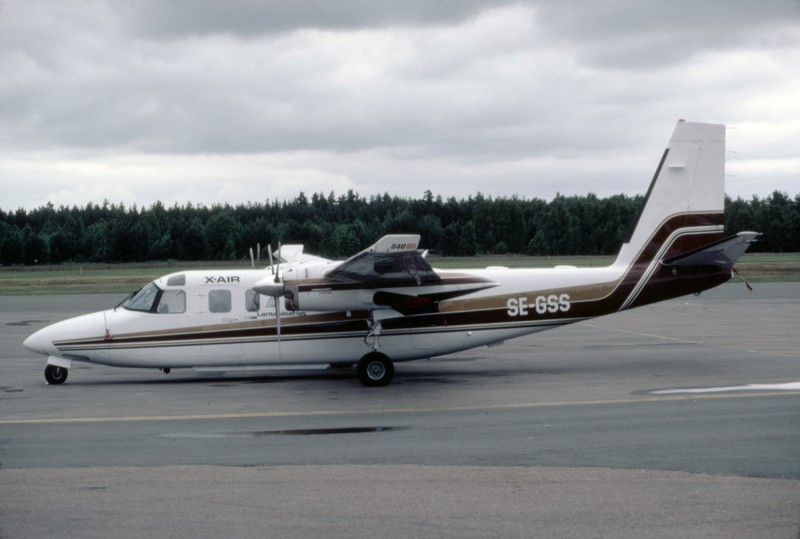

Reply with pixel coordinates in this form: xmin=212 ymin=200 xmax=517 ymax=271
xmin=1 ymin=0 xmax=798 ymax=211
xmin=115 ymin=0 xmax=508 ymax=38
xmin=534 ymin=0 xmax=800 ymax=69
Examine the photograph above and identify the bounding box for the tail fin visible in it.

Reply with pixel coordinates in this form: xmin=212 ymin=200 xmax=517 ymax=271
xmin=615 ymin=120 xmax=726 ymax=268
xmin=612 ymin=121 xmax=757 ymax=310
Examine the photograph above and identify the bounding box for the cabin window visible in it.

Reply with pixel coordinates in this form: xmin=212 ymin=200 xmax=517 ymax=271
xmin=209 ymin=290 xmax=231 ymax=313
xmin=245 ymin=289 xmax=260 ymax=312
xmin=157 ymin=290 xmax=186 ymax=314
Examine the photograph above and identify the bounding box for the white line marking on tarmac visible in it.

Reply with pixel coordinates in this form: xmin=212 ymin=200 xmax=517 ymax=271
xmin=652 ymin=381 xmax=800 ymax=394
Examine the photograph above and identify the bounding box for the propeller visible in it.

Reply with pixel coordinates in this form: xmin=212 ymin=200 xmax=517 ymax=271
xmin=268 ymin=244 xmax=274 ymax=275
xmin=255 ymin=243 xmax=285 ymax=361
xmin=275 ymin=242 xmax=282 ymax=283
xmin=249 ymin=243 xmax=263 ymax=269
xmin=255 ymin=245 xmax=285 ymax=296
xmin=274 ymin=242 xmax=282 ymax=362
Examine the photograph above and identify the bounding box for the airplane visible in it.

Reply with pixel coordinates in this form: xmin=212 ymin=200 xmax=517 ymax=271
xmin=23 ymin=120 xmax=758 ymax=387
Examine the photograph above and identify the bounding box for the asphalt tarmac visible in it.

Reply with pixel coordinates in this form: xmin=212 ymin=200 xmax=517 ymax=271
xmin=1 ymin=283 xmax=799 ymax=538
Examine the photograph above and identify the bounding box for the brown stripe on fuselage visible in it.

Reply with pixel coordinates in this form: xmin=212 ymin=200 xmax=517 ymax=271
xmin=54 ymin=310 xmax=373 ymax=349
xmin=596 ymin=212 xmax=726 ymax=311
xmin=55 ymin=212 xmax=728 ymax=352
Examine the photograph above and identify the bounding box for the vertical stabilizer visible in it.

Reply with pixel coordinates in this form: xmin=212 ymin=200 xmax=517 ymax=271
xmin=614 ymin=121 xmax=726 ymax=268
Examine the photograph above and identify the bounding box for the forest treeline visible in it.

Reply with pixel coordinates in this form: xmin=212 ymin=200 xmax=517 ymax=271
xmin=1 ymin=190 xmax=798 ymax=265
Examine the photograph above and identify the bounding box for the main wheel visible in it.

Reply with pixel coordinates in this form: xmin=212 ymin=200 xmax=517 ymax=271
xmin=357 ymin=352 xmax=394 ymax=387
xmin=44 ymin=364 xmax=68 ymax=385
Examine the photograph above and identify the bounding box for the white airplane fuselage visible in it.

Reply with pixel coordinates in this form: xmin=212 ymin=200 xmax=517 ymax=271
xmin=23 ymin=121 xmax=758 ymax=386
xmin=24 ymin=264 xmax=623 ymax=371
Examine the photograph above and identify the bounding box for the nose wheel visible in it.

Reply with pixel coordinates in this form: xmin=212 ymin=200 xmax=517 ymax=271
xmin=44 ymin=364 xmax=68 ymax=385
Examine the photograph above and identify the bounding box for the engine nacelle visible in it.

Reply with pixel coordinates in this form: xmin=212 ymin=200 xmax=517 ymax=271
xmin=284 ymin=285 xmax=379 ymax=312
xmin=257 ymin=234 xmax=493 ymax=315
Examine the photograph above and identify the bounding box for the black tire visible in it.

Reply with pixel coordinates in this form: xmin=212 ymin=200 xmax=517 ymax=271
xmin=44 ymin=365 xmax=68 ymax=385
xmin=356 ymin=353 xmax=394 ymax=387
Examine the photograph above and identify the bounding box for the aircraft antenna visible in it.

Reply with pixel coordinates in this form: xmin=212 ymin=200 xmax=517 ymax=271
xmin=732 ymin=267 xmax=753 ymax=292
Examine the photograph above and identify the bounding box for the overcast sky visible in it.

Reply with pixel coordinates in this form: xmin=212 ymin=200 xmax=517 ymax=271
xmin=2 ymin=0 xmax=798 ymax=211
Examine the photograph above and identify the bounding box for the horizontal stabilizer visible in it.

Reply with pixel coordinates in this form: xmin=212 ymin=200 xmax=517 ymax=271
xmin=661 ymin=231 xmax=759 ymax=268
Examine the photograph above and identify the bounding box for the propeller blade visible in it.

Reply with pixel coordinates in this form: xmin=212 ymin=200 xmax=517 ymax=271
xmin=257 ymin=243 xmax=261 ymax=264
xmin=249 ymin=247 xmax=255 ymax=268
xmin=274 ymin=242 xmax=282 ymax=284
xmin=268 ymin=244 xmax=275 ymax=275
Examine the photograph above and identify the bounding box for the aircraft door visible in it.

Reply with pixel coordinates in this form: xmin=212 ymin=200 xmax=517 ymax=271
xmin=199 ymin=288 xmax=242 ymax=365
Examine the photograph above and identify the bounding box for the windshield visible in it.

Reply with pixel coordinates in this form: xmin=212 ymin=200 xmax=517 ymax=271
xmin=123 ymin=282 xmax=161 ymax=312
xmin=123 ymin=282 xmax=187 ymax=314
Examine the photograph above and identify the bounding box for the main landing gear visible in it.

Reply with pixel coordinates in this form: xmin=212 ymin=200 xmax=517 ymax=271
xmin=356 ymin=352 xmax=394 ymax=387
xmin=44 ymin=364 xmax=68 ymax=385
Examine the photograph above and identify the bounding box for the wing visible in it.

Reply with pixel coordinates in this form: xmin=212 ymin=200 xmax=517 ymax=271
xmin=283 ymin=235 xmax=497 ymax=314
xmin=325 ymin=235 xmax=437 ymax=287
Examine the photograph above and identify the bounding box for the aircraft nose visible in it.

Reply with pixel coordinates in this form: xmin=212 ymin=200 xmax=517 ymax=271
xmin=23 ymin=312 xmax=108 ymax=358
xmin=23 ymin=326 xmax=54 ymax=356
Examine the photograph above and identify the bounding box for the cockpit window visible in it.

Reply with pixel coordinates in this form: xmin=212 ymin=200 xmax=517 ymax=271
xmin=123 ymin=282 xmax=161 ymax=312
xmin=157 ymin=290 xmax=186 ymax=314
xmin=123 ymin=282 xmax=186 ymax=314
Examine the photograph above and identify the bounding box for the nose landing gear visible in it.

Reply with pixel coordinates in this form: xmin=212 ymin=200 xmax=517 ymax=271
xmin=44 ymin=364 xmax=68 ymax=385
